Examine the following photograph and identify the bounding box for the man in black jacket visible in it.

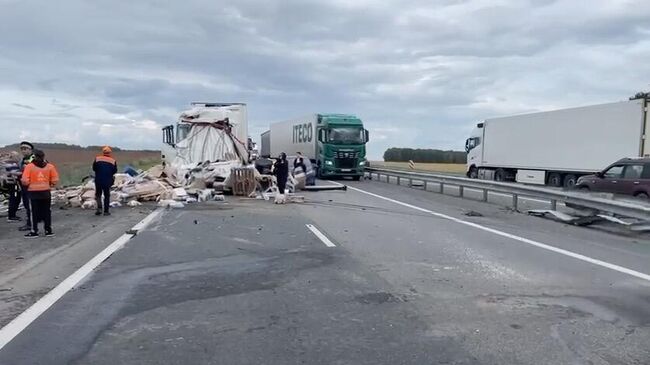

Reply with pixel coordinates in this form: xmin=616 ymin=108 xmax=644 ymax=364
xmin=273 ymin=152 xmax=289 ymax=194
xmin=293 ymin=151 xmax=307 ymax=175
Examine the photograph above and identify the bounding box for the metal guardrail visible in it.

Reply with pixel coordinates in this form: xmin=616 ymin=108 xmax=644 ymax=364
xmin=366 ymin=167 xmax=650 ymax=221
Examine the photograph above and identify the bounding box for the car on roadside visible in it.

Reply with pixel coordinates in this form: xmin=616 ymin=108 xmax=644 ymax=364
xmin=575 ymin=158 xmax=650 ymax=200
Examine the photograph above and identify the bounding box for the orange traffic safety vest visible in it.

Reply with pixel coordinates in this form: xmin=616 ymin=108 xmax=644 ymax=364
xmin=95 ymin=155 xmax=116 ymax=164
xmin=21 ymin=163 xmax=60 ymax=192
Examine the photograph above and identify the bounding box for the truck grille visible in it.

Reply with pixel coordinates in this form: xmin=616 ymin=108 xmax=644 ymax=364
xmin=335 ymin=158 xmax=356 ymax=169
xmin=335 ymin=151 xmax=359 ymax=159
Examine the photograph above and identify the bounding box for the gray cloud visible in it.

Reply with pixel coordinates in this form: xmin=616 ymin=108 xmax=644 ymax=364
xmin=0 ymin=0 xmax=649 ymax=159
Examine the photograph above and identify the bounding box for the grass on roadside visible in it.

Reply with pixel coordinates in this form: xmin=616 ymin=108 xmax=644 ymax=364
xmin=55 ymin=157 xmax=161 ymax=187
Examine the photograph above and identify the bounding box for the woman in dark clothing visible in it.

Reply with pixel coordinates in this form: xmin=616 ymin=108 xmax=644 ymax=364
xmin=273 ymin=152 xmax=289 ymax=194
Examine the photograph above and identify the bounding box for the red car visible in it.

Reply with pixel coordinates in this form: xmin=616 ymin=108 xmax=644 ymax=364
xmin=576 ymin=158 xmax=650 ymax=199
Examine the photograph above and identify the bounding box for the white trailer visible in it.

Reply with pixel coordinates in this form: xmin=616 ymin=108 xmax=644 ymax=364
xmin=466 ymin=98 xmax=649 ymax=187
xmin=269 ymin=115 xmax=318 ymax=159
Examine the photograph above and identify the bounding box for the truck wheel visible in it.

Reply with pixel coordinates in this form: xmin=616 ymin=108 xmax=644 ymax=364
xmin=494 ymin=168 xmax=506 ymax=182
xmin=468 ymin=166 xmax=478 ymax=179
xmin=563 ymin=174 xmax=577 ymax=189
xmin=547 ymin=172 xmax=562 ymax=187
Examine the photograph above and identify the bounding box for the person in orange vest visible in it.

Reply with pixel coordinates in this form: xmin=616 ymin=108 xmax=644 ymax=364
xmin=21 ymin=149 xmax=59 ymax=238
xmin=92 ymin=146 xmax=117 ymax=216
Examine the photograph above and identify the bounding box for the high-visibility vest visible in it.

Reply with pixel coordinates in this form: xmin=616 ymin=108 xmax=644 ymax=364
xmin=95 ymin=155 xmax=116 ymax=165
xmin=21 ymin=163 xmax=60 ymax=192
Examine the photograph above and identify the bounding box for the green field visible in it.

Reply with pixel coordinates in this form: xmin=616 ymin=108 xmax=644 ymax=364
xmin=370 ymin=161 xmax=466 ymax=175
xmin=56 ymin=157 xmax=160 ymax=187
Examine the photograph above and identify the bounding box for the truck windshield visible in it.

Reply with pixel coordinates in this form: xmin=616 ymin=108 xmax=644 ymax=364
xmin=177 ymin=124 xmax=191 ymax=143
xmin=328 ymin=127 xmax=364 ymax=144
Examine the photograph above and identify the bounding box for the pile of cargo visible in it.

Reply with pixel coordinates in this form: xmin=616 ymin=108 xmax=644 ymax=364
xmin=51 ymin=162 xmax=253 ymax=209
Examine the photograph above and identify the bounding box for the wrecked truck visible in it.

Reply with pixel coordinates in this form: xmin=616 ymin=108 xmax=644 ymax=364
xmin=162 ymin=102 xmax=250 ymax=167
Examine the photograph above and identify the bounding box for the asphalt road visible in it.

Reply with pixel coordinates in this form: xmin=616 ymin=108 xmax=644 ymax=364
xmin=0 ymin=205 xmax=154 ymax=329
xmin=0 ymin=180 xmax=649 ymax=364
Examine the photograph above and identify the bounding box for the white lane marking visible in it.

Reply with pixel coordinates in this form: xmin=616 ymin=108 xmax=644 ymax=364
xmin=0 ymin=208 xmax=164 ymax=351
xmin=347 ymin=186 xmax=650 ymax=282
xmin=306 ymin=224 xmax=337 ymax=247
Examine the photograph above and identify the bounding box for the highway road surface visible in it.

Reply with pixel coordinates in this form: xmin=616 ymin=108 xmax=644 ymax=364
xmin=0 ymin=180 xmax=649 ymax=364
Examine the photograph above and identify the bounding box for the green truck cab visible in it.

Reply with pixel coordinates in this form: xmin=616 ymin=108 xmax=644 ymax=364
xmin=316 ymin=114 xmax=369 ymax=180
xmin=264 ymin=113 xmax=370 ymax=180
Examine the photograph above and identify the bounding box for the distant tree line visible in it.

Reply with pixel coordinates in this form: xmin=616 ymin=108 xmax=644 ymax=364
xmin=383 ymin=147 xmax=467 ymax=164
xmin=1 ymin=142 xmax=157 ymax=153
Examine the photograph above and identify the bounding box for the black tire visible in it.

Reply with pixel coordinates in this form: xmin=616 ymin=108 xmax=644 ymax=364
xmin=494 ymin=168 xmax=506 ymax=182
xmin=547 ymin=172 xmax=562 ymax=187
xmin=352 ymin=176 xmax=361 ymax=181
xmin=563 ymin=174 xmax=577 ymax=189
xmin=634 ymin=192 xmax=649 ymax=200
xmin=468 ymin=166 xmax=478 ymax=179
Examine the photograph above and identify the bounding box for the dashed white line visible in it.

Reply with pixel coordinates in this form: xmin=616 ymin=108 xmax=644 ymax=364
xmin=306 ymin=224 xmax=337 ymax=247
xmin=0 ymin=208 xmax=164 ymax=351
xmin=347 ymin=185 xmax=650 ymax=282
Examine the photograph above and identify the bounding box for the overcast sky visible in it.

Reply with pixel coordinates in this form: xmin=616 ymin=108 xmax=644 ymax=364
xmin=1 ymin=0 xmax=649 ymax=159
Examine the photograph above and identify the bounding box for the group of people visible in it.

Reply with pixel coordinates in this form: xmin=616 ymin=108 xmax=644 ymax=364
xmin=3 ymin=142 xmax=118 ymax=238
xmin=272 ymin=151 xmax=307 ymax=195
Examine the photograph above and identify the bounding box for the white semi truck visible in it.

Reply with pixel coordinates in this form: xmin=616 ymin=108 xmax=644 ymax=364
xmin=466 ymin=97 xmax=649 ymax=187
xmin=162 ymin=102 xmax=249 ymax=167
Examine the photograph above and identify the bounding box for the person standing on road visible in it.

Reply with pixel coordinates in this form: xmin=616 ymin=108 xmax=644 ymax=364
xmin=92 ymin=146 xmax=117 ymax=216
xmin=273 ymin=152 xmax=289 ymax=195
xmin=293 ymin=151 xmax=307 ymax=175
xmin=17 ymin=141 xmax=35 ymax=231
xmin=21 ymin=149 xmax=59 ymax=238
xmin=3 ymin=152 xmax=22 ymax=223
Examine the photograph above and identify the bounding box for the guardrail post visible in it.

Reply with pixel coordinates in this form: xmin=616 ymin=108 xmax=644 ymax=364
xmin=512 ymin=194 xmax=519 ymax=211
xmin=439 ymin=182 xmax=444 ymax=194
xmin=482 ymin=189 xmax=488 ymax=202
xmin=423 ymin=180 xmax=428 ymax=191
xmin=550 ymin=200 xmax=557 ymax=211
xmin=396 ymin=176 xmax=400 ymax=185
xmin=459 ymin=185 xmax=464 ymax=198
xmin=408 ymin=178 xmax=412 ymax=187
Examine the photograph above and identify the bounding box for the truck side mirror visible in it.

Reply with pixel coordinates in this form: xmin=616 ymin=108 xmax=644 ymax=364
xmin=596 ymin=171 xmax=604 ymax=178
xmin=318 ymin=129 xmax=325 ymax=142
xmin=364 ymin=129 xmax=369 ymax=142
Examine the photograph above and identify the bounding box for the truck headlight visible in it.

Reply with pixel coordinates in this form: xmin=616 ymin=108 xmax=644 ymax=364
xmin=325 ymin=160 xmax=333 ymax=166
xmin=359 ymin=160 xmax=366 ymax=166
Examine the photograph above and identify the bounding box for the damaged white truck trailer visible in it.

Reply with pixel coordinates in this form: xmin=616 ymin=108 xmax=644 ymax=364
xmin=159 ymin=102 xmax=256 ymax=193
xmin=162 ymin=102 xmax=250 ymax=167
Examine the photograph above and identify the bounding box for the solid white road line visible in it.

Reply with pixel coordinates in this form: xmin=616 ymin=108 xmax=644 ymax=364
xmin=306 ymin=224 xmax=337 ymax=247
xmin=0 ymin=208 xmax=164 ymax=351
xmin=347 ymin=186 xmax=650 ymax=282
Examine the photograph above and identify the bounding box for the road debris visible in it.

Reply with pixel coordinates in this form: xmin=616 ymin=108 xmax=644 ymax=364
xmin=463 ymin=210 xmax=484 ymax=217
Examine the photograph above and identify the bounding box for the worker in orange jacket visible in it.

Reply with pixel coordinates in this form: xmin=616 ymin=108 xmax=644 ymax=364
xmin=21 ymin=149 xmax=59 ymax=238
xmin=92 ymin=146 xmax=117 ymax=216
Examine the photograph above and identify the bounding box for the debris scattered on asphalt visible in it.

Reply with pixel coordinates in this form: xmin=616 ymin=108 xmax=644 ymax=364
xmin=15 ymin=256 xmax=24 ymax=260
xmin=0 ymin=287 xmax=13 ymax=292
xmin=464 ymin=210 xmax=484 ymax=217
